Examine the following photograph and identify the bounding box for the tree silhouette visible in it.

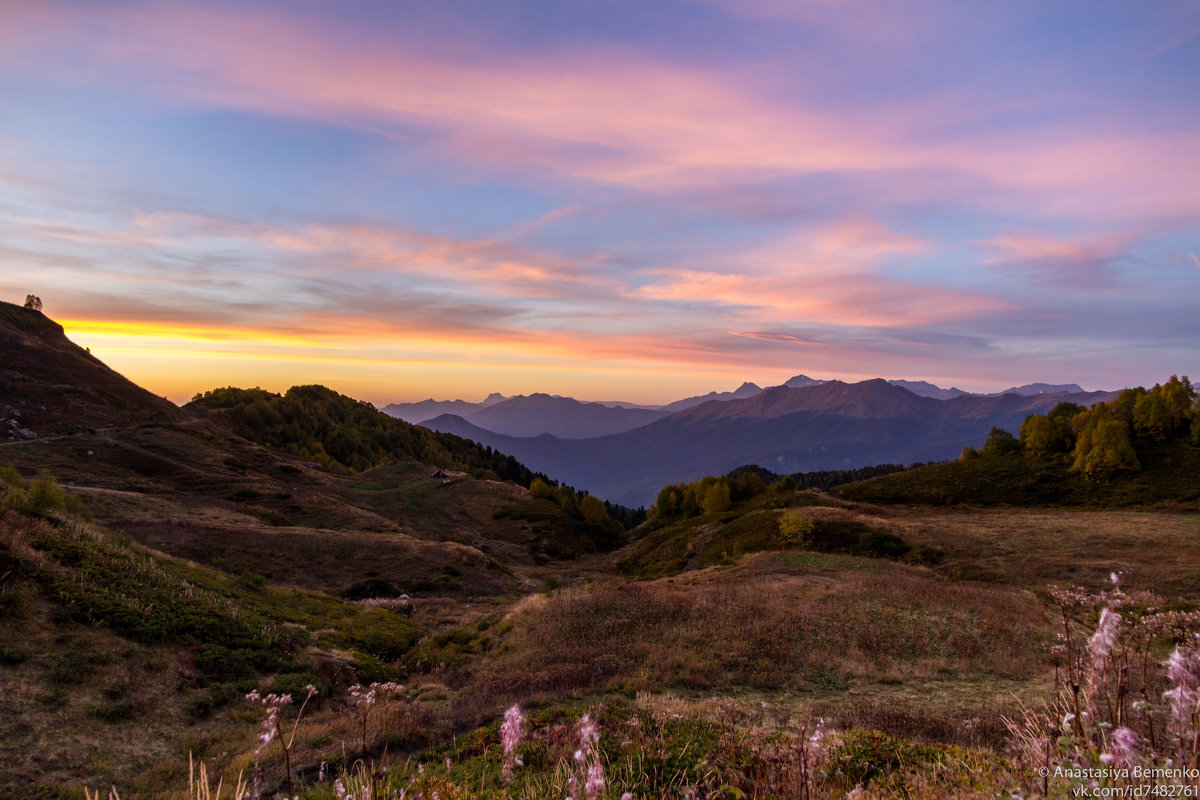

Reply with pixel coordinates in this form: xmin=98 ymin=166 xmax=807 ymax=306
xmin=23 ymin=295 xmax=42 ymax=311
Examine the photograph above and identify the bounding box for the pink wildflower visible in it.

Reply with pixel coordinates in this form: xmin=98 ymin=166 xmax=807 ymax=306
xmin=585 ymin=763 xmax=604 ymax=799
xmin=579 ymin=714 xmax=598 ymax=755
xmin=567 ymin=713 xmax=604 ymax=800
xmin=1163 ymin=646 xmax=1200 ymax=738
xmin=500 ymin=704 xmax=524 ymax=784
xmin=809 ymin=718 xmax=825 ymax=752
xmin=1089 ymin=608 xmax=1121 ymax=663
xmin=1105 ymin=726 xmax=1138 ymax=765
xmin=246 ymin=692 xmax=293 ymax=759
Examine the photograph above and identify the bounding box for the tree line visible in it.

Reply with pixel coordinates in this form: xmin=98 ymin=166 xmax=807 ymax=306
xmin=966 ymin=375 xmax=1198 ymax=477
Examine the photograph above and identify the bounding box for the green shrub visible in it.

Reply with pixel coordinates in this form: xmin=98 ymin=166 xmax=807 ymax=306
xmin=831 ymin=729 xmax=945 ymax=788
xmin=195 ymin=644 xmax=256 ymax=681
xmin=23 ymin=475 xmax=67 ymax=518
xmin=0 ymin=464 xmax=25 ymax=490
xmin=49 ymin=649 xmax=106 ymax=684
xmin=271 ymin=671 xmax=332 ymax=706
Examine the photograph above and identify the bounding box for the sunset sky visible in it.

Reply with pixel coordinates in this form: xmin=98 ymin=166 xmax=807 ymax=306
xmin=1 ymin=1 xmax=1198 ymax=405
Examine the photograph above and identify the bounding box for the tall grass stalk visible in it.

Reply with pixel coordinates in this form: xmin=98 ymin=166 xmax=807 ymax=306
xmin=189 ymin=752 xmax=247 ymax=800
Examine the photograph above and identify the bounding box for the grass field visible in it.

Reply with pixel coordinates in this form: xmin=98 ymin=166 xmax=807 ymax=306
xmin=4 ymin=445 xmax=1200 ymax=798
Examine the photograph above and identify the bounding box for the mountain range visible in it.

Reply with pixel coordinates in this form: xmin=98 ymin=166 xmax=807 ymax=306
xmin=414 ymin=379 xmax=1115 ymax=506
xmin=382 ymin=375 xmax=1089 ymax=439
xmin=1 ymin=297 xmax=1110 ymax=511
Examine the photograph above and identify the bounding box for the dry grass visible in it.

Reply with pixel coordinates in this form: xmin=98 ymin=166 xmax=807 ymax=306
xmin=7 ymin=440 xmax=1198 ymax=797
xmin=887 ymin=507 xmax=1200 ymax=600
xmin=452 ymin=556 xmax=1048 ymax=709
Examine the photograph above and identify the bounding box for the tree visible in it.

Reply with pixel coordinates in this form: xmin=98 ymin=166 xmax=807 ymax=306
xmin=777 ymin=511 xmax=814 ymax=546
xmin=529 ymin=478 xmax=554 ymax=500
xmin=579 ymin=495 xmax=609 ymax=526
xmin=700 ymin=481 xmax=731 ymax=514
xmin=653 ymin=486 xmax=682 ymax=518
xmin=680 ymin=486 xmax=699 ymax=516
xmin=1108 ymin=387 xmax=1146 ymax=426
xmin=770 ymin=475 xmax=797 ymax=493
xmin=1072 ymin=419 xmax=1140 ymax=476
xmin=731 ymin=471 xmax=766 ymax=502
xmin=555 ymin=485 xmax=577 ymax=515
xmin=1020 ymin=413 xmax=1074 ymax=455
xmin=1132 ymin=376 xmax=1195 ymax=441
xmin=982 ymin=427 xmax=1020 ymax=456
xmin=23 ymin=295 xmax=42 ymax=311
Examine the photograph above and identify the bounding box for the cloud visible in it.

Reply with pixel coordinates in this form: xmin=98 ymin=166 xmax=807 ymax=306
xmin=729 ymin=330 xmax=824 ymax=346
xmin=7 ymin=2 xmax=1194 ymax=220
xmin=978 ymin=229 xmax=1137 ymax=290
xmin=638 ymin=217 xmax=1010 ymax=328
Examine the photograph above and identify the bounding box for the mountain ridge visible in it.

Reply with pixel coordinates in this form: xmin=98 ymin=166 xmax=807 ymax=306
xmin=420 ymin=380 xmax=1119 ymax=505
xmin=385 ymin=376 xmax=1107 ymax=440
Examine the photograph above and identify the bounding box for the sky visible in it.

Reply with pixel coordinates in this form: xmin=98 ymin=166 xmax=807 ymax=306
xmin=1 ymin=1 xmax=1198 ymax=406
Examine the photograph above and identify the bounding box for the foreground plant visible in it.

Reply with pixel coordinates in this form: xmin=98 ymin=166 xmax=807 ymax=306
xmin=189 ymin=753 xmax=248 ymax=800
xmin=568 ymin=713 xmax=605 ymax=800
xmin=1007 ymin=573 xmax=1200 ymax=794
xmin=501 ymin=703 xmax=525 ymax=785
xmin=245 ymin=683 xmax=318 ymax=792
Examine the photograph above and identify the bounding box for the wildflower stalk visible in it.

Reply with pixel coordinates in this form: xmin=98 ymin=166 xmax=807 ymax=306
xmin=349 ymin=683 xmax=378 ymax=756
xmin=245 ymin=683 xmax=317 ymax=791
xmin=500 ymin=703 xmax=524 ymax=785
xmin=567 ymin=713 xmax=604 ymax=800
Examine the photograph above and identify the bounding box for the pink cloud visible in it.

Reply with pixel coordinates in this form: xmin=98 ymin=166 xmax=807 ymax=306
xmin=639 ymin=219 xmax=1009 ymax=328
xmin=729 ymin=331 xmax=825 ymax=346
xmin=977 ymin=229 xmax=1143 ymax=291
xmin=130 ymin=210 xmax=1007 ymax=334
xmin=980 ymin=230 xmax=1133 ymax=265
xmin=129 ymin=211 xmax=614 ymax=301
xmin=3 ymin=4 xmax=1197 ymax=221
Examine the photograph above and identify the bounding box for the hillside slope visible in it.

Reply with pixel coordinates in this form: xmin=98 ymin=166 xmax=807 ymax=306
xmin=0 ymin=300 xmax=182 ymax=437
xmin=0 ymin=309 xmax=626 ymax=604
xmin=0 ymin=470 xmax=426 ymax=795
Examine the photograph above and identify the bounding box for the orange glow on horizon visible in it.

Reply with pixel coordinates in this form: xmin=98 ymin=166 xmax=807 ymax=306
xmin=59 ymin=318 xmax=791 ymax=406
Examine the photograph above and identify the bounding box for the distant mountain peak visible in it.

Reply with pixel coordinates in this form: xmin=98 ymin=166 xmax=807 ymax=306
xmin=887 ymin=379 xmax=968 ymax=400
xmin=783 ymin=374 xmax=824 ymax=389
xmin=994 ymin=382 xmax=1085 ymax=396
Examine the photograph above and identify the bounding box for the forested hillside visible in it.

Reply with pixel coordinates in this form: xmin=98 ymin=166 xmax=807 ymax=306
xmin=839 ymin=375 xmax=1200 ymax=506
xmin=190 ymin=385 xmax=543 ymax=481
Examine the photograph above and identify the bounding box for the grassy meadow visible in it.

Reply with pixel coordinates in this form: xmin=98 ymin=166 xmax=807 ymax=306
xmin=4 ymin=456 xmax=1200 ymax=799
